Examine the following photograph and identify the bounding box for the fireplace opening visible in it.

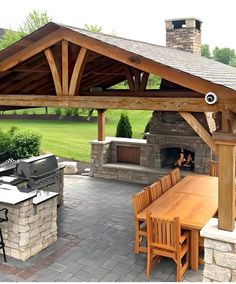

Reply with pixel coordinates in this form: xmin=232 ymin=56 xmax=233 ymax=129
xmin=161 ymin=147 xmax=195 ymax=171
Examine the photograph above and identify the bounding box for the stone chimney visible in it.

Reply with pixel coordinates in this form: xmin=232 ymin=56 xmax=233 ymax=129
xmin=165 ymin=17 xmax=202 ymax=55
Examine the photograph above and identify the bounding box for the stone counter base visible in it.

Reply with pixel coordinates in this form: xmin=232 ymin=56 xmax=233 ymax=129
xmin=201 ymin=218 xmax=236 ymax=282
xmin=0 ymin=197 xmax=57 ymax=261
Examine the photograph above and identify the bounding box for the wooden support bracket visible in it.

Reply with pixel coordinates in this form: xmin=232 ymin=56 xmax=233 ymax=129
xmin=179 ymin=111 xmax=218 ymax=155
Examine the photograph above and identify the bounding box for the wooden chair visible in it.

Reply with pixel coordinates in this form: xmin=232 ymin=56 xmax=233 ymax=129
xmin=132 ymin=190 xmax=151 ymax=254
xmin=145 ymin=181 xmax=162 ymax=202
xmin=160 ymin=174 xmax=172 ymax=193
xmin=209 ymin=160 xmax=218 ymax=177
xmin=146 ymin=212 xmax=190 ymax=282
xmin=170 ymin=168 xmax=181 ymax=186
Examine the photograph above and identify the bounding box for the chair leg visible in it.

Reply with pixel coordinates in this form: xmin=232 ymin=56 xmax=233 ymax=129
xmin=0 ymin=228 xmax=7 ymax=262
xmin=176 ymin=256 xmax=181 ymax=282
xmin=134 ymin=227 xmax=140 ymax=254
xmin=146 ymin=248 xmax=152 ymax=277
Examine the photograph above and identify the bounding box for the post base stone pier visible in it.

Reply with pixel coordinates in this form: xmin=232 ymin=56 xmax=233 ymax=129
xmin=200 ymin=218 xmax=236 ymax=282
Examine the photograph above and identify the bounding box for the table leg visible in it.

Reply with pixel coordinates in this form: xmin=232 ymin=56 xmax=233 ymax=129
xmin=190 ymin=229 xmax=199 ymax=271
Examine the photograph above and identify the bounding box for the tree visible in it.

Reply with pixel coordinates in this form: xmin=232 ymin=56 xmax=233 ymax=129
xmin=212 ymin=47 xmax=235 ymax=65
xmin=201 ymin=44 xmax=211 ymax=58
xmin=201 ymin=44 xmax=236 ymax=67
xmin=0 ymin=29 xmax=22 ymax=50
xmin=83 ymin=24 xmax=102 ymax=33
xmin=116 ymin=113 xmax=132 ymax=138
xmin=0 ymin=10 xmax=51 ymax=51
xmin=19 ymin=10 xmax=52 ymax=36
xmin=147 ymin=75 xmax=161 ymax=89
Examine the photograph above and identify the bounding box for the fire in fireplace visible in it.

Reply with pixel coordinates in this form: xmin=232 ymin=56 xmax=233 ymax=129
xmin=161 ymin=147 xmax=195 ymax=170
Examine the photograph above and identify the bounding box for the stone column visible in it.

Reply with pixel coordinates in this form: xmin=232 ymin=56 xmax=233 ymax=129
xmin=200 ymin=218 xmax=236 ymax=282
xmin=90 ymin=139 xmax=111 ymax=177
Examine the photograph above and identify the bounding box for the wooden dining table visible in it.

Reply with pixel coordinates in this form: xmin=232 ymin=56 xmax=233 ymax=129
xmin=137 ymin=174 xmax=218 ymax=271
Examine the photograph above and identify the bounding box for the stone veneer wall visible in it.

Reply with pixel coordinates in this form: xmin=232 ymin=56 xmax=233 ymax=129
xmin=0 ymin=196 xmax=57 ymax=261
xmin=201 ymin=218 xmax=236 ymax=282
xmin=90 ymin=138 xmax=157 ymax=184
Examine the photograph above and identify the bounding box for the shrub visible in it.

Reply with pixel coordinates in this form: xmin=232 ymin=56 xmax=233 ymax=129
xmin=64 ymin=108 xmax=73 ymax=116
xmin=143 ymin=118 xmax=151 ymax=139
xmin=72 ymin=108 xmax=79 ymax=116
xmin=11 ymin=132 xmax=41 ymax=159
xmin=54 ymin=108 xmax=62 ymax=116
xmin=0 ymin=129 xmax=12 ymax=153
xmin=116 ymin=113 xmax=132 ymax=138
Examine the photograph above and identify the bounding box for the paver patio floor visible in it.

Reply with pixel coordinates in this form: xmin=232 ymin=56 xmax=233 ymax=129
xmin=0 ymin=175 xmax=203 ymax=282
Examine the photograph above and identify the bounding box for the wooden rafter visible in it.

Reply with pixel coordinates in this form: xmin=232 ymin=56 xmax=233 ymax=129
xmin=62 ymin=40 xmax=69 ymax=95
xmin=69 ymin=47 xmax=87 ymax=96
xmin=179 ymin=111 xmax=218 ymax=154
xmin=124 ymin=66 xmax=134 ymax=90
xmin=134 ymin=71 xmax=140 ymax=91
xmin=0 ymin=29 xmax=63 ymax=72
xmin=140 ymin=72 xmax=149 ymax=91
xmin=44 ymin=48 xmax=63 ymax=96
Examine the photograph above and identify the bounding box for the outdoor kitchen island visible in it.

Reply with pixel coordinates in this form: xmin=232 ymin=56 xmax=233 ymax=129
xmin=0 ymin=186 xmax=58 ymax=261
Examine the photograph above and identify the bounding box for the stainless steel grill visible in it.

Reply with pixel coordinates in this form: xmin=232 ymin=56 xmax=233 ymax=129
xmin=16 ymin=154 xmax=60 ymax=192
xmin=0 ymin=154 xmax=61 ymax=194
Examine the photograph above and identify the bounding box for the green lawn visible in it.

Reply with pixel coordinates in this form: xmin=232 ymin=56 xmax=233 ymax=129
xmin=0 ymin=110 xmax=152 ymax=161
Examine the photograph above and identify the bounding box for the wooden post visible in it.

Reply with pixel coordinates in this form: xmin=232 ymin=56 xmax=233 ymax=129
xmin=97 ymin=109 xmax=106 ymax=141
xmin=213 ymin=132 xmax=236 ymax=231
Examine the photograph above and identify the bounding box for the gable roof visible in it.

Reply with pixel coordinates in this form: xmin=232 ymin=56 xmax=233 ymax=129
xmin=0 ymin=22 xmax=236 ymax=115
xmin=60 ymin=23 xmax=236 ymax=92
xmin=1 ymin=21 xmax=236 ymax=93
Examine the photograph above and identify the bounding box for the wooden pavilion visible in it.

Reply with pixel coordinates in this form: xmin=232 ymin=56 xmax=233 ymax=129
xmin=0 ymin=22 xmax=236 ymax=232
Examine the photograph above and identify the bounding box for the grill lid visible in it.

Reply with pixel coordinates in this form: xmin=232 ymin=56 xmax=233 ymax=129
xmin=16 ymin=154 xmax=58 ymax=178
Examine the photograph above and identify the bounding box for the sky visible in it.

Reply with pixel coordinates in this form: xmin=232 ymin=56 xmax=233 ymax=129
xmin=1 ymin=0 xmax=236 ymax=50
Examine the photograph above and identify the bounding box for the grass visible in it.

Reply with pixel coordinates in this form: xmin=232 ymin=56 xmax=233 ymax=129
xmin=0 ymin=110 xmax=152 ymax=161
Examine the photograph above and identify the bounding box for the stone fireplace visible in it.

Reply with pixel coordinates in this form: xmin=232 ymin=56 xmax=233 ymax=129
xmin=146 ymin=111 xmax=212 ymax=174
xmin=161 ymin=147 xmax=195 ymax=170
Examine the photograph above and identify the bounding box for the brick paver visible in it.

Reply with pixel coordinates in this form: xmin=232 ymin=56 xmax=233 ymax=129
xmin=0 ymin=175 xmax=203 ymax=281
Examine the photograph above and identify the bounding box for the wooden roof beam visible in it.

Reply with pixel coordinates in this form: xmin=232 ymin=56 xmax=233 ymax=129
xmin=0 ymin=95 xmax=235 ymax=112
xmin=80 ymin=90 xmax=203 ymax=97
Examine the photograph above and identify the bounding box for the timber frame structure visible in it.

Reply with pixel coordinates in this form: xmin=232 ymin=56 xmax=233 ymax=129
xmin=0 ymin=22 xmax=236 ymax=231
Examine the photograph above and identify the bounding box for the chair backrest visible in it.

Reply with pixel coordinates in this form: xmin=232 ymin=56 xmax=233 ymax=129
xmin=145 ymin=181 xmax=162 ymax=202
xmin=146 ymin=212 xmax=180 ymax=251
xmin=160 ymin=174 xmax=172 ymax=193
xmin=210 ymin=160 xmax=219 ymax=177
xmin=170 ymin=168 xmax=181 ymax=186
xmin=132 ymin=190 xmax=150 ymax=216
